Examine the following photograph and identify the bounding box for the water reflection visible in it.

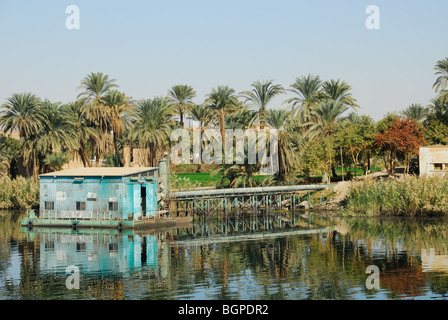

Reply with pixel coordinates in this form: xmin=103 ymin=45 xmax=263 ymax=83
xmin=27 ymin=228 xmax=159 ymax=278
xmin=2 ymin=211 xmax=448 ymax=300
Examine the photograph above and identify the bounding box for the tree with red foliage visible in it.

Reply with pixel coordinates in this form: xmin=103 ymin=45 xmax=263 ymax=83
xmin=375 ymin=117 xmax=425 ymax=175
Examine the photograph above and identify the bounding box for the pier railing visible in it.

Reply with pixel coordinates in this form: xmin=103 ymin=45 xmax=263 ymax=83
xmin=36 ymin=209 xmax=165 ymax=221
xmin=168 ymin=184 xmax=336 ymax=217
xmin=38 ymin=210 xmax=124 ymax=221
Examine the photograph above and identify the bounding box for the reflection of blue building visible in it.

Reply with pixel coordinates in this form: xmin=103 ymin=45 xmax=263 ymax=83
xmin=25 ymin=229 xmax=158 ymax=276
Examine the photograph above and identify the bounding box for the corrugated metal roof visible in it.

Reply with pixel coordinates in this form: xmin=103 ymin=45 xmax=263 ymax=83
xmin=39 ymin=167 xmax=158 ymax=177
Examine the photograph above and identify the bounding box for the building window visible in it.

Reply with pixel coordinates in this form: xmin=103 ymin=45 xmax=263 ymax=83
xmin=433 ymin=163 xmax=444 ymax=171
xmin=108 ymin=201 xmax=119 ymax=211
xmin=45 ymin=201 xmax=54 ymax=210
xmin=44 ymin=241 xmax=54 ymax=251
xmin=76 ymin=201 xmax=86 ymax=211
xmin=76 ymin=242 xmax=86 ymax=251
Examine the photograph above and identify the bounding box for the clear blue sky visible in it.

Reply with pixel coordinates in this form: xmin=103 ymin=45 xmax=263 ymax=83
xmin=0 ymin=0 xmax=447 ymax=120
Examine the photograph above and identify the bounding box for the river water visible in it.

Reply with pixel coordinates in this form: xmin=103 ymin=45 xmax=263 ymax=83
xmin=1 ymin=210 xmax=448 ymax=300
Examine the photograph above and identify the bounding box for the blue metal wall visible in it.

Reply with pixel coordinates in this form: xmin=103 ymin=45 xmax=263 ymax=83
xmin=39 ymin=175 xmax=158 ymax=220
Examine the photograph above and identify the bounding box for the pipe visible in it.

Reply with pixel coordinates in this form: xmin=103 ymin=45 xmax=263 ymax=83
xmin=169 ymin=184 xmax=335 ymax=199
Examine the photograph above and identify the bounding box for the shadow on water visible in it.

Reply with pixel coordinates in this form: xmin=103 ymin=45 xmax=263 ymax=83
xmin=3 ymin=210 xmax=448 ymax=299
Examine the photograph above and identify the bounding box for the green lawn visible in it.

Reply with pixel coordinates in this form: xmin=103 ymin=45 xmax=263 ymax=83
xmin=170 ymin=172 xmax=268 ymax=189
xmin=170 ymin=166 xmax=384 ymax=189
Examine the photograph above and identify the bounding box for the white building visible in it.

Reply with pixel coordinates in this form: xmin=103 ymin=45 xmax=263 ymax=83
xmin=419 ymin=145 xmax=448 ymax=177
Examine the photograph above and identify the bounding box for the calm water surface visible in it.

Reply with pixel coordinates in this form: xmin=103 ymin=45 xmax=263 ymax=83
xmin=1 ymin=210 xmax=448 ymax=300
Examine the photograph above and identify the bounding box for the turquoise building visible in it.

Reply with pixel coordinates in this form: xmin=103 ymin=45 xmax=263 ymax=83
xmin=38 ymin=167 xmax=159 ymax=222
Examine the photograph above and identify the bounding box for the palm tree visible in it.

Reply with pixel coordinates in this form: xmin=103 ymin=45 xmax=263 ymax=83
xmin=314 ymin=100 xmax=350 ymax=180
xmin=77 ymin=72 xmax=119 ymax=166
xmin=344 ymin=111 xmax=362 ymax=124
xmin=188 ymin=103 xmax=211 ymax=172
xmin=0 ymin=92 xmax=44 ymax=140
xmin=320 ymin=79 xmax=360 ymax=109
xmin=205 ymin=85 xmax=239 ymax=154
xmin=427 ymin=97 xmax=448 ymax=124
xmin=77 ymin=72 xmax=118 ymax=106
xmin=167 ymin=85 xmax=197 ymax=128
xmin=129 ymin=97 xmax=175 ymax=167
xmin=285 ymin=74 xmax=322 ymax=123
xmin=265 ymin=109 xmax=302 ymax=180
xmin=314 ymin=100 xmax=349 ymax=137
xmin=63 ymin=100 xmax=100 ymax=167
xmin=43 ymin=152 xmax=71 ymax=172
xmin=225 ymin=103 xmax=257 ymax=130
xmin=240 ymin=80 xmax=285 ymax=125
xmin=0 ymin=92 xmax=45 ymax=177
xmin=101 ymin=90 xmax=133 ymax=166
xmin=401 ymin=103 xmax=428 ymax=122
xmin=433 ymin=57 xmax=448 ymax=103
xmin=38 ymin=100 xmax=79 ymax=156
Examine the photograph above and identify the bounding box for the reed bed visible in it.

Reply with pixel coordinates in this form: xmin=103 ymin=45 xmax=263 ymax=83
xmin=0 ymin=176 xmax=39 ymax=209
xmin=344 ymin=175 xmax=448 ymax=216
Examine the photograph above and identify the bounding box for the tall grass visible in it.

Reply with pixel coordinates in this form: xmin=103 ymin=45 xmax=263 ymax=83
xmin=0 ymin=176 xmax=39 ymax=209
xmin=344 ymin=175 xmax=448 ymax=216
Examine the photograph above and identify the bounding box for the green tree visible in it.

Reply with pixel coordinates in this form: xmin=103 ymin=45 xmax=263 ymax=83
xmin=285 ymin=74 xmax=322 ymax=123
xmin=167 ymin=85 xmax=197 ymax=129
xmin=77 ymin=72 xmax=118 ymax=166
xmin=334 ymin=115 xmax=376 ymax=178
xmin=205 ymin=85 xmax=239 ymax=154
xmin=314 ymin=100 xmax=349 ymax=137
xmin=43 ymin=152 xmax=71 ymax=172
xmin=0 ymin=92 xmax=45 ymax=177
xmin=401 ymin=103 xmax=428 ymax=122
xmin=424 ymin=119 xmax=448 ymax=145
xmin=38 ymin=100 xmax=79 ymax=155
xmin=265 ymin=109 xmax=302 ymax=180
xmin=63 ymin=100 xmax=100 ymax=167
xmin=240 ymin=80 xmax=285 ymax=125
xmin=188 ymin=103 xmax=211 ymax=172
xmin=0 ymin=133 xmax=21 ymax=178
xmin=426 ymin=97 xmax=448 ymax=125
xmin=433 ymin=57 xmax=448 ymax=103
xmin=299 ymin=135 xmax=335 ymax=183
xmin=320 ymin=79 xmax=359 ymax=109
xmin=101 ymin=90 xmax=133 ymax=166
xmin=129 ymin=97 xmax=175 ymax=167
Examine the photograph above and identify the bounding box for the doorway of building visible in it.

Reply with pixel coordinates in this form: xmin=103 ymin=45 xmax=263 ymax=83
xmin=141 ymin=185 xmax=147 ymax=217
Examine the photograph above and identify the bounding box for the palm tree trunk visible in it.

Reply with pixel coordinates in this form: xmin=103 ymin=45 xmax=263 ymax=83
xmin=79 ymin=140 xmax=91 ymax=167
xmin=220 ymin=110 xmax=226 ymax=156
xmin=113 ymin=132 xmax=122 ymax=167
xmin=179 ymin=108 xmax=184 ymax=128
xmin=197 ymin=123 xmax=203 ymax=173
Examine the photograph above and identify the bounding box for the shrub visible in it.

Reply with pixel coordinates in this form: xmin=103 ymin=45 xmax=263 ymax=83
xmin=0 ymin=175 xmax=39 ymax=209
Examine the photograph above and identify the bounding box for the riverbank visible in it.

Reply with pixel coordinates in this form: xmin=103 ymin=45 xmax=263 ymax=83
xmin=319 ymin=169 xmax=448 ymax=217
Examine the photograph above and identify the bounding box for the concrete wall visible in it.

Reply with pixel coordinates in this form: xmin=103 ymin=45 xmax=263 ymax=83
xmin=419 ymin=146 xmax=448 ymax=177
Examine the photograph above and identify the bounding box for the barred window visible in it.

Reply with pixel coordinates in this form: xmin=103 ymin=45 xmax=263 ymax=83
xmin=76 ymin=201 xmax=86 ymax=211
xmin=108 ymin=201 xmax=119 ymax=211
xmin=45 ymin=201 xmax=54 ymax=210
